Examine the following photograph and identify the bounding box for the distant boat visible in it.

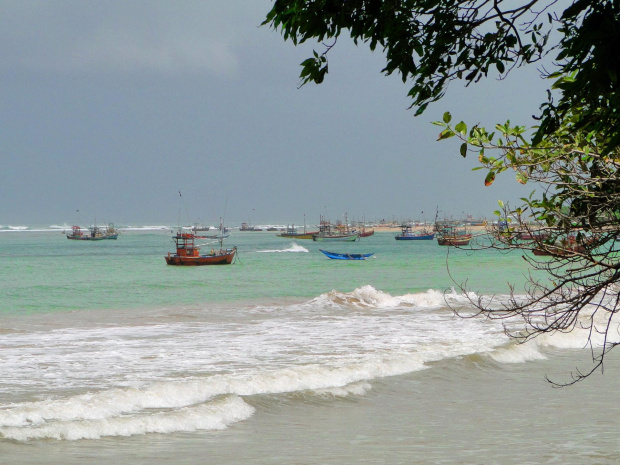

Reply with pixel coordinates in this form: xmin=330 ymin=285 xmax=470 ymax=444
xmin=319 ymin=249 xmax=374 ymax=260
xmin=192 ymin=223 xmax=211 ymax=232
xmin=437 ymin=234 xmax=472 ymax=246
xmin=193 ymin=222 xmax=230 ymax=239
xmin=240 ymin=222 xmax=262 ymax=231
xmin=354 ymin=219 xmax=375 ymax=237
xmin=395 ymin=225 xmax=435 ymax=240
xmin=312 ymin=215 xmax=359 ymax=242
xmin=465 ymin=215 xmax=487 ymax=227
xmin=67 ymin=223 xmax=118 ymax=241
xmin=358 ymin=227 xmax=375 ymax=238
xmin=517 ymin=230 xmax=549 ymax=241
xmin=277 ymin=224 xmax=319 ymax=240
xmin=532 ymin=234 xmax=589 ymax=257
xmin=436 ymin=224 xmax=472 ymax=246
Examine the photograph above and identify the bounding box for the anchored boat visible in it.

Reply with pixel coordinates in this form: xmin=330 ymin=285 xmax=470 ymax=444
xmin=436 ymin=224 xmax=472 ymax=246
xmin=67 ymin=223 xmax=118 ymax=240
xmin=395 ymin=224 xmax=435 ymax=240
xmin=166 ymin=219 xmax=236 ymax=266
xmin=319 ymin=249 xmax=374 ymax=260
xmin=277 ymin=224 xmax=319 ymax=239
xmin=312 ymin=216 xmax=359 ymax=242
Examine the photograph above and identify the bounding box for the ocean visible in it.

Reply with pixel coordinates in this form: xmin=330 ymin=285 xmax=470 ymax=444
xmin=1 ymin=226 xmax=619 ymax=464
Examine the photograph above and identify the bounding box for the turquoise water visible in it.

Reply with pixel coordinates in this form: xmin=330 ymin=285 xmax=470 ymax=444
xmin=4 ymin=228 xmax=617 ymax=464
xmin=0 ymin=230 xmax=531 ymax=314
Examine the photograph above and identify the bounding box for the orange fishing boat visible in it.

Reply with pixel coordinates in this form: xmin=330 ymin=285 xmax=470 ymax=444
xmin=165 ymin=231 xmax=236 ymax=266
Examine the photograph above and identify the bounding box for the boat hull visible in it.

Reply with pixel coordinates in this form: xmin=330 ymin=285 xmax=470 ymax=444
xmin=165 ymin=248 xmax=236 ymax=265
xmin=67 ymin=234 xmax=118 ymax=240
xmin=276 ymin=231 xmax=319 ymax=239
xmin=312 ymin=234 xmax=359 ymax=242
xmin=437 ymin=235 xmax=472 ymax=246
xmin=319 ymin=249 xmax=373 ymax=260
xmin=395 ymin=234 xmax=435 ymax=240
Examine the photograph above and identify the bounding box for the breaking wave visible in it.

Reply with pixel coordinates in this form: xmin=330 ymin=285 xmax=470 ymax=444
xmin=256 ymin=243 xmax=309 ymax=253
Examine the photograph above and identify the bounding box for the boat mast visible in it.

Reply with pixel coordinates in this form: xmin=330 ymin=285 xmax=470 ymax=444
xmin=219 ymin=217 xmax=224 ymax=250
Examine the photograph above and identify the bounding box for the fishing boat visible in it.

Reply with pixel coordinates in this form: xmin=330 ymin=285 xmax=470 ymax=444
xmin=276 ymin=223 xmax=319 ymax=239
xmin=191 ymin=223 xmax=211 ymax=232
xmin=312 ymin=216 xmax=359 ymax=242
xmin=165 ymin=230 xmax=236 ymax=266
xmin=353 ymin=219 xmax=375 ymax=237
xmin=436 ymin=224 xmax=472 ymax=246
xmin=358 ymin=224 xmax=375 ymax=237
xmin=516 ymin=230 xmax=549 ymax=241
xmin=67 ymin=223 xmax=119 ymax=241
xmin=465 ymin=215 xmax=487 ymax=227
xmin=193 ymin=223 xmax=230 ymax=239
xmin=532 ymin=234 xmax=588 ymax=257
xmin=395 ymin=225 xmax=435 ymax=240
xmin=240 ymin=222 xmax=262 ymax=231
xmin=437 ymin=234 xmax=472 ymax=246
xmin=319 ymin=249 xmax=374 ymax=260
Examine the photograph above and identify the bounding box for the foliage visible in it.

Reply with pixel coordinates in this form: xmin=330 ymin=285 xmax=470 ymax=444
xmin=264 ymin=0 xmax=554 ymax=114
xmin=434 ymin=108 xmax=620 ymax=385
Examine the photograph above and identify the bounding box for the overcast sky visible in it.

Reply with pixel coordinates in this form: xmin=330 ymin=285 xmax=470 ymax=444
xmin=0 ymin=1 xmax=555 ymax=227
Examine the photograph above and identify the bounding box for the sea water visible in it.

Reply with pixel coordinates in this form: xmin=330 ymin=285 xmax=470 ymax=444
xmin=1 ymin=228 xmax=620 ymax=464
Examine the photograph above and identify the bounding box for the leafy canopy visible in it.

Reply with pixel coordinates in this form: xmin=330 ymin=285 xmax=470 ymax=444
xmin=264 ymin=0 xmax=620 ymax=150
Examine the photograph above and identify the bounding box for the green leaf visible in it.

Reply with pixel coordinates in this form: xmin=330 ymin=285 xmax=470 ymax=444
xmin=443 ymin=112 xmax=452 ymax=124
xmin=455 ymin=121 xmax=467 ymax=134
xmin=498 ymin=200 xmax=504 ymax=208
xmin=437 ymin=129 xmax=455 ymax=141
xmin=485 ymin=171 xmax=496 ymax=186
xmin=460 ymin=143 xmax=467 ymax=158
xmin=516 ymin=173 xmax=528 ymax=185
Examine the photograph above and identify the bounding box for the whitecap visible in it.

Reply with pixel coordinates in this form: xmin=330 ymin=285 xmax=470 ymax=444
xmin=0 ymin=395 xmax=254 ymax=441
xmin=256 ymin=243 xmax=309 ymax=253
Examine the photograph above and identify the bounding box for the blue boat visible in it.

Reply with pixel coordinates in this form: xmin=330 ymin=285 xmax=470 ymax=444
xmin=395 ymin=225 xmax=435 ymax=240
xmin=319 ymin=249 xmax=374 ymax=260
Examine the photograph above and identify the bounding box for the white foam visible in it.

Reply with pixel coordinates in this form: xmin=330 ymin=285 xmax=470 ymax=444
xmin=306 ymin=285 xmax=451 ymax=310
xmin=0 ymin=357 xmax=429 ymax=441
xmin=314 ymin=381 xmax=373 ymax=397
xmin=0 ymin=284 xmax=531 ymax=441
xmin=487 ymin=340 xmax=547 ymax=363
xmin=0 ymin=395 xmax=254 ymax=441
xmin=256 ymin=243 xmax=309 ymax=253
xmin=121 ymin=225 xmax=171 ymax=231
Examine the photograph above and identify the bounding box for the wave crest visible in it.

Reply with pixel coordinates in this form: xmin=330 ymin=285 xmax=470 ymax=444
xmin=309 ymin=285 xmax=452 ymax=310
xmin=256 ymin=242 xmax=309 ymax=253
